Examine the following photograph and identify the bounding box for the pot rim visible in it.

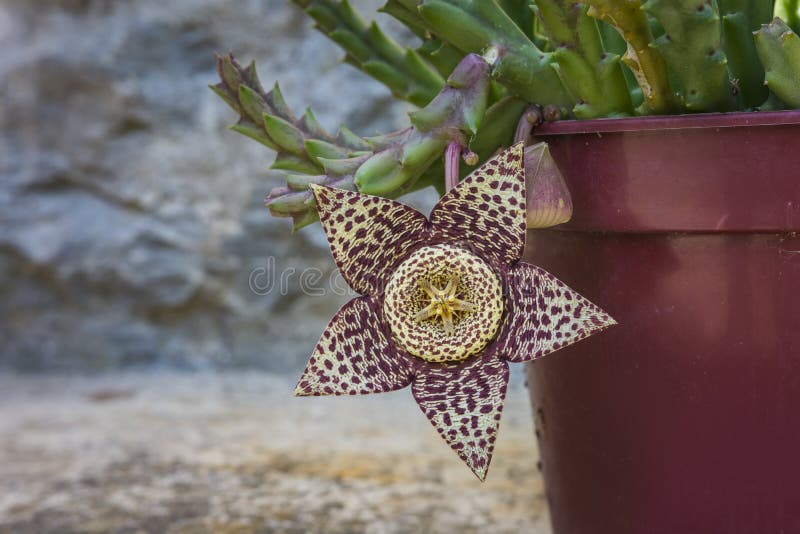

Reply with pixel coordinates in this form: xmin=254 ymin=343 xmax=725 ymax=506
xmin=534 ymin=109 xmax=800 ymax=135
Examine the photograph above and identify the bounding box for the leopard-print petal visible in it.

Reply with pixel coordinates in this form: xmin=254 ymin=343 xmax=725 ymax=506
xmin=294 ymin=296 xmax=416 ymax=396
xmin=412 ymin=354 xmax=509 ymax=480
xmin=498 ymin=262 xmax=616 ymax=363
xmin=430 ymin=143 xmax=526 ymax=266
xmin=310 ymin=184 xmax=429 ymax=296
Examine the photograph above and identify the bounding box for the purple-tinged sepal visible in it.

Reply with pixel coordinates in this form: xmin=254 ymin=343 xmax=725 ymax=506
xmin=524 ymin=142 xmax=573 ymax=229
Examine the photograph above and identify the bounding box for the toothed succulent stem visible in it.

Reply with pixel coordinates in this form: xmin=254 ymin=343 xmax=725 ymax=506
xmin=533 ymin=0 xmax=633 ymax=118
xmin=718 ymin=0 xmax=773 ymax=108
xmin=418 ymin=0 xmax=574 ymax=109
xmin=293 ymin=0 xmax=446 ymax=106
xmin=643 ymin=0 xmax=732 ymax=112
xmin=584 ymin=0 xmax=677 ymax=114
xmin=754 ymin=17 xmax=800 ymax=107
xmin=252 ymin=54 xmax=494 ymax=229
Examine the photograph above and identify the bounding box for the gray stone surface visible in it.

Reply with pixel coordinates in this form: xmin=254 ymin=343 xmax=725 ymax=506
xmin=0 ymin=0 xmax=438 ymax=371
xmin=0 ymin=372 xmax=551 ymax=533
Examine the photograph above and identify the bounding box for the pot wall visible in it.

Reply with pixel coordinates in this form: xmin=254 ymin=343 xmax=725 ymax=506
xmin=525 ymin=112 xmax=800 ymax=534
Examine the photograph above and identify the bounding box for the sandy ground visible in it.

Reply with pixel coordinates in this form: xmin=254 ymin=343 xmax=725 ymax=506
xmin=0 ymin=372 xmax=551 ymax=533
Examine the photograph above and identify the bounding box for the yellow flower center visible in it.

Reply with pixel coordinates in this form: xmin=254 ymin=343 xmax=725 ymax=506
xmin=383 ymin=244 xmax=504 ymax=363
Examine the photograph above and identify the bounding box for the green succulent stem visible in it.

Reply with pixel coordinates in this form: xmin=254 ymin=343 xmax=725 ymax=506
xmin=643 ymin=0 xmax=732 ymax=112
xmin=584 ymin=0 xmax=677 ymax=114
xmin=717 ymin=0 xmax=773 ymax=108
xmin=213 ymin=53 xmax=503 ymax=230
xmin=293 ymin=0 xmax=446 ymax=106
xmin=418 ymin=0 xmax=574 ymax=109
xmin=754 ymin=17 xmax=800 ymax=107
xmin=533 ymin=0 xmax=633 ymax=117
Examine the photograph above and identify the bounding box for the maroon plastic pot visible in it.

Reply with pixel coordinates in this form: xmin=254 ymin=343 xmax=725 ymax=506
xmin=524 ymin=110 xmax=800 ymax=533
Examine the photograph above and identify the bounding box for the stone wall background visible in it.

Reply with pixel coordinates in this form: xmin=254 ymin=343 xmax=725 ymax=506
xmin=0 ymin=0 xmax=436 ymax=371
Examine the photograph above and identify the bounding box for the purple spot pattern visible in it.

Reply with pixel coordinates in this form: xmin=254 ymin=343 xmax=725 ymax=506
xmin=497 ymin=262 xmax=617 ymax=363
xmin=294 ymin=296 xmax=415 ymax=396
xmin=311 ymin=184 xmax=428 ymax=296
xmin=412 ymin=354 xmax=509 ymax=480
xmin=429 ymin=142 xmax=526 ymax=267
xmin=294 ymin=145 xmax=617 ymax=480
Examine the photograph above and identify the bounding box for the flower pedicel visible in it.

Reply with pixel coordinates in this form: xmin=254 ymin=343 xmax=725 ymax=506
xmin=295 ymin=143 xmax=615 ymax=480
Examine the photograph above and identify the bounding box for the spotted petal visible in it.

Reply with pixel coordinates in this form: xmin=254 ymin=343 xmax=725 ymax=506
xmin=311 ymin=184 xmax=429 ymax=296
xmin=430 ymin=143 xmax=526 ymax=266
xmin=412 ymin=355 xmax=509 ymax=480
xmin=498 ymin=262 xmax=616 ymax=363
xmin=295 ymin=296 xmax=417 ymax=396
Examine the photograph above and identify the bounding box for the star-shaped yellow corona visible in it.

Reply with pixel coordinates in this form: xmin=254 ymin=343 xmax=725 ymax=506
xmin=414 ymin=276 xmax=477 ymax=336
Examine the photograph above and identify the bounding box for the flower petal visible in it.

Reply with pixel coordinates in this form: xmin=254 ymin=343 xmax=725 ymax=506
xmin=295 ymin=296 xmax=416 ymax=396
xmin=498 ymin=262 xmax=616 ymax=363
xmin=310 ymin=184 xmax=429 ymax=296
xmin=411 ymin=355 xmax=510 ymax=480
xmin=429 ymin=143 xmax=526 ymax=266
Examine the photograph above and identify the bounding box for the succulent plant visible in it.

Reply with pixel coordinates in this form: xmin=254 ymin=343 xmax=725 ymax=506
xmin=213 ymin=0 xmax=800 ymax=230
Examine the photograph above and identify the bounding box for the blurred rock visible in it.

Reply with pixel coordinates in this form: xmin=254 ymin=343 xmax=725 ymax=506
xmin=0 ymin=0 xmax=436 ymax=371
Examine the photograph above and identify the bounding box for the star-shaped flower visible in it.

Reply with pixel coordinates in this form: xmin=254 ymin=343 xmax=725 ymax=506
xmin=295 ymin=143 xmax=615 ymax=480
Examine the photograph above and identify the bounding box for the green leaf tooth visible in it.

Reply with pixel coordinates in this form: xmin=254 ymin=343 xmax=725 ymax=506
xmin=318 ymin=154 xmax=371 ymax=176
xmin=363 ymin=128 xmax=411 ymax=151
xmin=229 ymin=121 xmax=278 ymax=150
xmin=380 ymin=0 xmax=429 ymax=37
xmin=330 ymin=28 xmax=374 ymax=63
xmin=337 ymin=125 xmax=371 ymax=151
xmin=338 ymin=0 xmax=368 ymax=32
xmin=291 ymin=209 xmax=321 ymax=232
xmin=271 ymin=153 xmax=322 ymax=174
xmin=354 ymin=150 xmax=405 ymax=195
xmin=266 ymin=189 xmax=313 ymax=215
xmin=305 ymin=139 xmax=351 ymax=160
xmin=367 ymin=22 xmax=405 ymax=64
xmin=238 ymin=85 xmax=267 ymax=126
xmin=304 ymin=4 xmax=339 ymax=31
xmin=209 ymin=83 xmax=239 ymax=113
xmin=286 ymin=174 xmax=328 ymax=191
xmin=265 ymin=83 xmax=294 ymax=121
xmin=299 ymin=108 xmax=332 ymax=140
xmin=263 ymin=115 xmax=306 ymax=155
xmin=243 ymin=60 xmax=265 ymax=93
xmin=219 ymin=54 xmax=243 ymax=93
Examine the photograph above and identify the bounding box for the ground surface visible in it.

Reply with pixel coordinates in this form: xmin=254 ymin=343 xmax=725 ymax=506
xmin=0 ymin=372 xmax=551 ymax=533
